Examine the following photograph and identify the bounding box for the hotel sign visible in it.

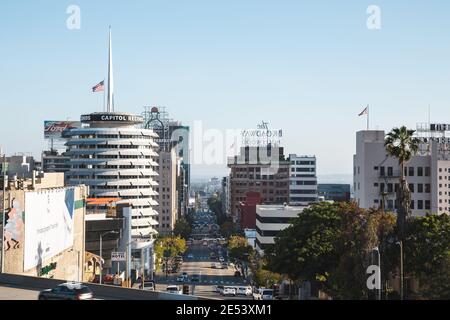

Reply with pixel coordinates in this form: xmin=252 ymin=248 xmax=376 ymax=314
xmin=241 ymin=121 xmax=283 ymax=147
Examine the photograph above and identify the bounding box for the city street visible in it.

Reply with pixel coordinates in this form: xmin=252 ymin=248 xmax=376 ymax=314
xmin=155 ymin=243 xmax=251 ymax=300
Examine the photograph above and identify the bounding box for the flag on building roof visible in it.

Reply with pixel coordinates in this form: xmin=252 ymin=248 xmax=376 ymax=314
xmin=92 ymin=80 xmax=105 ymax=93
xmin=358 ymin=106 xmax=369 ymax=116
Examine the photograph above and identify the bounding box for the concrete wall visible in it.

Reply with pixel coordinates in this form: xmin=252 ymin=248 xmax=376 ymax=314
xmin=0 ymin=273 xmax=204 ymax=300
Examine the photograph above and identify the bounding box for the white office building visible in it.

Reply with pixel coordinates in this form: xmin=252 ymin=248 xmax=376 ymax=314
xmin=289 ymin=155 xmax=318 ymax=206
xmin=353 ymin=127 xmax=450 ymax=216
xmin=255 ymin=204 xmax=305 ymax=253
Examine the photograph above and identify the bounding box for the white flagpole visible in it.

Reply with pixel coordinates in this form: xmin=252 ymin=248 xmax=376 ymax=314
xmin=367 ymin=105 xmax=370 ymax=130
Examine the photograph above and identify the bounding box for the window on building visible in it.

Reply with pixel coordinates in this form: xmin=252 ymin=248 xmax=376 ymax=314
xmin=425 ymin=184 xmax=431 ymax=193
xmin=410 ymin=200 xmax=415 ymax=210
xmin=380 ymin=167 xmax=385 ymax=176
xmin=388 ymin=167 xmax=393 ymax=177
xmin=425 ymin=167 xmax=431 ymax=176
xmin=388 ymin=183 xmax=393 ymax=193
xmin=425 ymin=200 xmax=431 ymax=210
xmin=388 ymin=200 xmax=394 ymax=210
xmin=409 ymin=167 xmax=414 ymax=177
xmin=409 ymin=184 xmax=415 ymax=193
xmin=374 ymin=166 xmax=379 ymax=171
xmin=418 ymin=167 xmax=423 ymax=177
xmin=418 ymin=184 xmax=423 ymax=193
xmin=418 ymin=200 xmax=424 ymax=210
xmin=374 ymin=183 xmax=379 ymax=187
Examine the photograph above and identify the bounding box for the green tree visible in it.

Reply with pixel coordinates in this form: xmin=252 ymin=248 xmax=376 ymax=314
xmin=220 ymin=220 xmax=237 ymax=239
xmin=154 ymin=236 xmax=187 ymax=272
xmin=403 ymin=214 xmax=450 ymax=299
xmin=173 ymin=218 xmax=191 ymax=239
xmin=208 ymin=194 xmax=226 ymax=224
xmin=228 ymin=235 xmax=254 ymax=263
xmin=265 ymin=202 xmax=397 ymax=299
xmin=384 ymin=126 xmax=420 ymax=239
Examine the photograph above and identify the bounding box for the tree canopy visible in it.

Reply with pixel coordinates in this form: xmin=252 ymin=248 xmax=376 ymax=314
xmin=265 ymin=202 xmax=397 ymax=299
xmin=228 ymin=235 xmax=254 ymax=263
xmin=173 ymin=218 xmax=191 ymax=240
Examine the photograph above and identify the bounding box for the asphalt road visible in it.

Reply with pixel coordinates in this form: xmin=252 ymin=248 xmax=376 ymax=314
xmin=0 ymin=285 xmax=40 ymax=300
xmin=155 ymin=243 xmax=252 ymax=300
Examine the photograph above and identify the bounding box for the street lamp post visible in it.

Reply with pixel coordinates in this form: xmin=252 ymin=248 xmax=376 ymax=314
xmin=372 ymin=247 xmax=381 ymax=300
xmin=99 ymin=231 xmax=118 ymax=285
xmin=396 ymin=241 xmax=404 ymax=300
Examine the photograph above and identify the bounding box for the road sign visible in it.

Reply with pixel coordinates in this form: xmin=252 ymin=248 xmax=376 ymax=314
xmin=111 ymin=252 xmax=126 ymax=262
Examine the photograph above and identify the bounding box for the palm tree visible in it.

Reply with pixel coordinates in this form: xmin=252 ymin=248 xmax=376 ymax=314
xmin=384 ymin=126 xmax=420 ymax=239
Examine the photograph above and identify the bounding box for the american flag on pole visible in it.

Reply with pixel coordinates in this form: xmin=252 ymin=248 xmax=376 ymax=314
xmin=358 ymin=106 xmax=369 ymax=116
xmin=92 ymin=80 xmax=105 ymax=93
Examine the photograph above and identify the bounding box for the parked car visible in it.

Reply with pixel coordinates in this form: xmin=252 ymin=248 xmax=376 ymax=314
xmin=222 ymin=287 xmax=236 ymax=297
xmin=219 ymin=256 xmax=225 ymax=262
xmin=38 ymin=283 xmax=93 ymax=300
xmin=187 ymin=253 xmax=194 ymax=259
xmin=237 ymin=286 xmax=253 ymax=296
xmin=211 ymin=263 xmax=216 ymax=269
xmin=166 ymin=285 xmax=183 ymax=295
xmin=221 ymin=262 xmax=228 ymax=269
xmin=253 ymin=288 xmax=274 ymax=300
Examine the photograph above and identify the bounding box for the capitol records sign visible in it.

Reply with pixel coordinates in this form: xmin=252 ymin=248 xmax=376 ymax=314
xmin=44 ymin=121 xmax=80 ymax=139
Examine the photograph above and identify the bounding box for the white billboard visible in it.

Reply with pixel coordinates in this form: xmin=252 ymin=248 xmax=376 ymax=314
xmin=24 ymin=188 xmax=76 ymax=270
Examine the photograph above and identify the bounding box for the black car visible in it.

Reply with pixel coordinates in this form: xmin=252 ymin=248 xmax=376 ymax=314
xmin=38 ymin=283 xmax=93 ymax=300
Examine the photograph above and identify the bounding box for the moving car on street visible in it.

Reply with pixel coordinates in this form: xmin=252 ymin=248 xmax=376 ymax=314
xmin=253 ymin=288 xmax=274 ymax=300
xmin=222 ymin=287 xmax=236 ymax=297
xmin=177 ymin=275 xmax=185 ymax=282
xmin=166 ymin=285 xmax=183 ymax=295
xmin=237 ymin=286 xmax=253 ymax=296
xmin=38 ymin=283 xmax=93 ymax=300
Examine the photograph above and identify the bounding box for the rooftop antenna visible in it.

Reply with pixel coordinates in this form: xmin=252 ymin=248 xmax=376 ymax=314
xmin=106 ymin=26 xmax=115 ymax=113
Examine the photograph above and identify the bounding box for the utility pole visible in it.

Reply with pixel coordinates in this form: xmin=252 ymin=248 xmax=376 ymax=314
xmin=397 ymin=241 xmax=404 ymax=300
xmin=1 ymin=155 xmax=7 ymax=274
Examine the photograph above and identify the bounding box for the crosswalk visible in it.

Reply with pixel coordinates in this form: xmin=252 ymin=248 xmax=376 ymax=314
xmin=164 ymin=279 xmax=241 ymax=285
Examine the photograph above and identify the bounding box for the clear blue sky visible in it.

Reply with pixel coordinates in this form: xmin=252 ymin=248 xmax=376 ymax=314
xmin=1 ymin=1 xmax=450 ymax=179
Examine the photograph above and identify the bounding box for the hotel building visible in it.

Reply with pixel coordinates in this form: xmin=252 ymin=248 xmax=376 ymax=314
xmin=353 ymin=127 xmax=450 ymax=216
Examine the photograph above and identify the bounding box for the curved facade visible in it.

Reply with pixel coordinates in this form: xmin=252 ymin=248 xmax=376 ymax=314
xmin=64 ymin=113 xmax=160 ymax=239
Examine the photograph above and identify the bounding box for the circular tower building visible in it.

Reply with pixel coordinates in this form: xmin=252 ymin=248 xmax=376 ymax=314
xmin=64 ymin=112 xmax=160 ymax=239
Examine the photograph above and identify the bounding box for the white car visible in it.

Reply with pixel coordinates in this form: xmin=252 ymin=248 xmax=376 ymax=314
xmin=187 ymin=253 xmax=194 ymax=259
xmin=222 ymin=287 xmax=236 ymax=297
xmin=253 ymin=288 xmax=274 ymax=300
xmin=166 ymin=285 xmax=183 ymax=295
xmin=237 ymin=286 xmax=252 ymax=296
xmin=218 ymin=256 xmax=225 ymax=262
xmin=176 ymin=275 xmax=185 ymax=282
